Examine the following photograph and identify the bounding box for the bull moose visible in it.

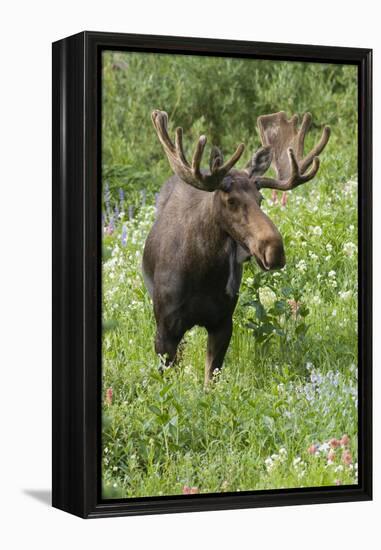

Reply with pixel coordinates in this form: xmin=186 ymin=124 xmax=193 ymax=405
xmin=142 ymin=110 xmax=330 ymax=385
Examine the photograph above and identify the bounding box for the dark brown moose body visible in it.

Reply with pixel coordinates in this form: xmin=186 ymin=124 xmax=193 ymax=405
xmin=143 ymin=110 xmax=330 ymax=385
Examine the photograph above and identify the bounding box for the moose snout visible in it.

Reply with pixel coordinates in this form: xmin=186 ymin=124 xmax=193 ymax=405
xmin=250 ymin=234 xmax=286 ymax=271
xmin=263 ymin=240 xmax=286 ymax=270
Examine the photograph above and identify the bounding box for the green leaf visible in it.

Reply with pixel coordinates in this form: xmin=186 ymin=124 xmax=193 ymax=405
xmin=148 ymin=405 xmax=161 ymax=416
xmin=270 ymin=300 xmax=289 ymax=316
xmin=281 ymin=286 xmax=293 ymax=297
xmin=252 ymin=300 xmax=266 ymax=321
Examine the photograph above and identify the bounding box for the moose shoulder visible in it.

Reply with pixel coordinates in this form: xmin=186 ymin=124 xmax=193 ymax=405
xmin=142 ymin=110 xmax=330 ymax=385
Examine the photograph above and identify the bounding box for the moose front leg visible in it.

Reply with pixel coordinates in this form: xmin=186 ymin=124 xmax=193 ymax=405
xmin=205 ymin=319 xmax=233 ymax=386
xmin=155 ymin=326 xmax=183 ymax=370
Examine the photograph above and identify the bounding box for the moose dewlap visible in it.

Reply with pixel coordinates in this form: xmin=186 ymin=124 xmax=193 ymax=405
xmin=142 ymin=110 xmax=330 ymax=385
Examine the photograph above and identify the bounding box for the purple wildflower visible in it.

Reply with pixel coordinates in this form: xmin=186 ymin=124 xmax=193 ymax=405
xmin=121 ymin=224 xmax=127 ymax=247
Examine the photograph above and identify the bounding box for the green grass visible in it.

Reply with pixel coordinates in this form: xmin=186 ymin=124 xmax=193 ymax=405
xmin=101 ymin=52 xmax=358 ymax=498
xmin=102 ymin=172 xmax=358 ymax=498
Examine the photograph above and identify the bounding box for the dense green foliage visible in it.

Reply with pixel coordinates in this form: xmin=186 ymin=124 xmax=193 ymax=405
xmin=102 ymin=51 xmax=357 ymax=206
xmin=102 ymin=51 xmax=358 ymax=498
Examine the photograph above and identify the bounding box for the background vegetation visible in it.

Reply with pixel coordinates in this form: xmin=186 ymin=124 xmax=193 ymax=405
xmin=102 ymin=51 xmax=358 ymax=498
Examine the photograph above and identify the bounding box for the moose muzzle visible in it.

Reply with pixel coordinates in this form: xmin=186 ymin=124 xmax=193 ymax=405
xmin=245 ymin=210 xmax=286 ymax=271
xmin=261 ymin=239 xmax=286 ymax=270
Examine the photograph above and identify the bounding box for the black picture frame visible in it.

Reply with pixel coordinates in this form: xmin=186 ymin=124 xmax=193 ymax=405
xmin=52 ymin=31 xmax=372 ymax=519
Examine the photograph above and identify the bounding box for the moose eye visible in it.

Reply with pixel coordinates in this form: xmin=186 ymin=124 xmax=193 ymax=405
xmin=227 ymin=197 xmax=239 ymax=209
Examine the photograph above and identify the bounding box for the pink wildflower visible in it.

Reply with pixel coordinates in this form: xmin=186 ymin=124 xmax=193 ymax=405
xmin=342 ymin=450 xmax=353 ymax=465
xmin=335 ymin=479 xmax=342 ymax=486
xmin=340 ymin=434 xmax=350 ymax=447
xmin=281 ymin=192 xmax=287 ymax=207
xmin=272 ymin=190 xmax=278 ymax=204
xmin=105 ymin=387 xmax=113 ymax=406
xmin=329 ymin=438 xmax=340 ymax=449
xmin=327 ymin=450 xmax=336 ymax=462
xmin=182 ymin=485 xmax=199 ymax=495
xmin=288 ymin=299 xmax=300 ymax=319
xmin=308 ymin=444 xmax=318 ymax=455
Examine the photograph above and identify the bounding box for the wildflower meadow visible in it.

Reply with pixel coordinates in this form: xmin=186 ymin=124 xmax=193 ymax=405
xmin=101 ymin=52 xmax=358 ymax=498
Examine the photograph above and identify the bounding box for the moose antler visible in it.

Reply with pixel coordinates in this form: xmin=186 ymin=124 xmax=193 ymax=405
xmin=152 ymin=110 xmax=245 ymax=191
xmin=254 ymin=111 xmax=330 ymax=191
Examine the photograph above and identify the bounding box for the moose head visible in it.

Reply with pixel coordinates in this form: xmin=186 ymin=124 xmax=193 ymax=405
xmin=151 ymin=109 xmax=330 ymax=272
xmin=144 ymin=110 xmax=330 ymax=384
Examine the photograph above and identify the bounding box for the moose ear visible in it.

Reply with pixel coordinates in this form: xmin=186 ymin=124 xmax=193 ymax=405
xmin=245 ymin=146 xmax=273 ymax=177
xmin=219 ymin=175 xmax=233 ymax=193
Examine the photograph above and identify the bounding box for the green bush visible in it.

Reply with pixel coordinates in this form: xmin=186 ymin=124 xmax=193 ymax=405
xmin=102 ymin=52 xmax=357 ymax=207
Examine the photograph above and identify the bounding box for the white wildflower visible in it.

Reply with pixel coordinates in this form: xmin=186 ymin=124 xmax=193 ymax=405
xmin=344 ymin=180 xmax=358 ymax=194
xmin=312 ymin=226 xmax=322 ymax=236
xmin=320 ymin=442 xmax=330 ymax=453
xmin=265 ymin=457 xmax=274 ymax=471
xmin=309 ymin=252 xmax=318 ymax=261
xmin=259 ymin=287 xmax=277 ymax=309
xmin=343 ymin=242 xmax=357 ymax=257
xmin=296 ymin=259 xmax=307 ymax=273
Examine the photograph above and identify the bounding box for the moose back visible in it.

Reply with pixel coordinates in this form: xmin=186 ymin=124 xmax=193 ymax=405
xmin=142 ymin=110 xmax=330 ymax=385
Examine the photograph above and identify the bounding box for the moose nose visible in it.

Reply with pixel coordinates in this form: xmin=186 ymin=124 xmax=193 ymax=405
xmin=263 ymin=242 xmax=286 ymax=270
